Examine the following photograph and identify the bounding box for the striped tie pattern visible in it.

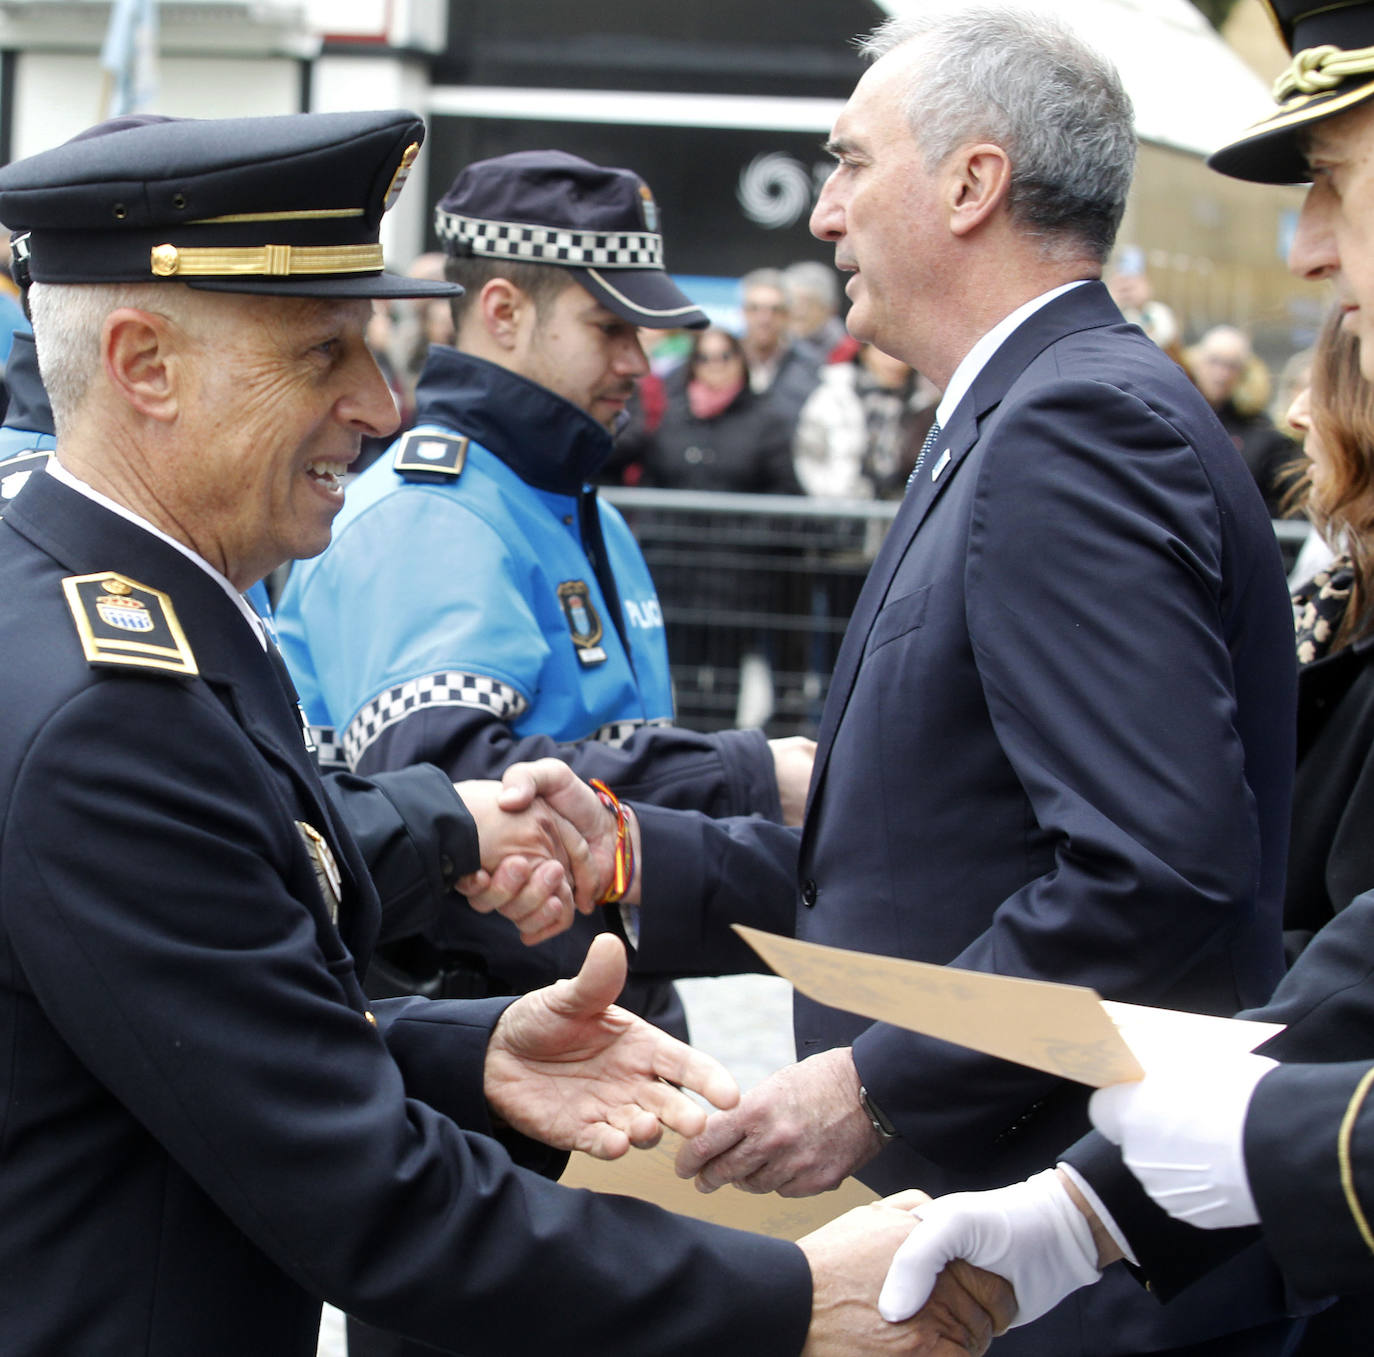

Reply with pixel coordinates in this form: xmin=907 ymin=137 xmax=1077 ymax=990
xmin=907 ymin=420 xmax=942 ymax=491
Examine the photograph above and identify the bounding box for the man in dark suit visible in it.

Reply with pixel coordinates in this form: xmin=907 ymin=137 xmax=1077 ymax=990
xmin=582 ymin=7 xmax=1300 ymax=1354
xmin=0 ymin=109 xmax=1014 ymax=1356
xmin=874 ymin=0 xmax=1374 ymax=1338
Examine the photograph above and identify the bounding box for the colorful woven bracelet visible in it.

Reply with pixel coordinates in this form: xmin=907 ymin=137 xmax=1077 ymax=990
xmin=589 ymin=778 xmax=635 ymax=906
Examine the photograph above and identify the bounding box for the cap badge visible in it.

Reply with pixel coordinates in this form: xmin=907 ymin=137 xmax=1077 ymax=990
xmin=62 ymin=571 xmax=198 ymax=676
xmin=557 ymin=580 xmax=607 ymax=665
xmin=639 ymin=183 xmax=659 ymax=233
xmin=383 ymin=141 xmax=421 ymax=213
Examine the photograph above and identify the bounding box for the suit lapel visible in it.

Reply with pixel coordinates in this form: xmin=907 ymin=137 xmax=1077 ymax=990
xmin=807 ymin=403 xmax=979 ymax=810
xmin=804 ymin=281 xmax=1125 ymax=821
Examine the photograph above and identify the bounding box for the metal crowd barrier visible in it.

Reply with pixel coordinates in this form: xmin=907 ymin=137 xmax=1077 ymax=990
xmin=602 ymin=486 xmax=1314 ymax=740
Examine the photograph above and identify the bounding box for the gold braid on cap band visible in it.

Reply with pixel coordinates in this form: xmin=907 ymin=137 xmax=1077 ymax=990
xmin=1274 ymin=42 xmax=1374 ymax=101
xmin=149 ymin=242 xmax=384 ymax=278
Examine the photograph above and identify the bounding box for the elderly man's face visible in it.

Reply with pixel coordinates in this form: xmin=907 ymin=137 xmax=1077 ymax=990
xmin=810 ymin=47 xmax=947 ymax=366
xmin=178 ymin=294 xmax=398 ymax=587
xmin=1291 ymin=100 xmax=1374 ymax=380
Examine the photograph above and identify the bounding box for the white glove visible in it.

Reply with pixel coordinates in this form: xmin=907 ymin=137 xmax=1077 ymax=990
xmin=1089 ymin=1051 xmax=1277 ymax=1229
xmin=878 ymin=1169 xmax=1101 ymax=1328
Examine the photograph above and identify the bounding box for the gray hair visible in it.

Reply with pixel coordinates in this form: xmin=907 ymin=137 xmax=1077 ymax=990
xmin=859 ymin=5 xmax=1136 ymax=264
xmin=28 ymin=280 xmax=194 ymax=429
xmin=783 ymin=260 xmax=840 ymax=312
xmin=739 ymin=267 xmax=788 ymax=301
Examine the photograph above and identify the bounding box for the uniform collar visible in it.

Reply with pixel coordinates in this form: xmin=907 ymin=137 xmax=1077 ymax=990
xmin=412 ymin=345 xmax=614 ymax=495
xmin=44 ymin=457 xmax=267 ymax=645
xmin=9 ymin=471 xmax=276 ymax=687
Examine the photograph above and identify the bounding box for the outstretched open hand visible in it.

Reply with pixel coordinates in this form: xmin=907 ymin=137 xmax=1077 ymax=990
xmin=484 ymin=933 xmax=738 ymax=1159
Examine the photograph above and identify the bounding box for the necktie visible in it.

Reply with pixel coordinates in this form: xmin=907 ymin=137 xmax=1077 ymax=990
xmin=907 ymin=420 xmax=942 ymax=491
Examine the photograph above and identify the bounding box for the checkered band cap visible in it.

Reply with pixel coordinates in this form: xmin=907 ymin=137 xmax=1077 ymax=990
xmin=435 ymin=209 xmax=664 ymax=271
xmin=344 ymin=671 xmax=529 ymax=768
xmin=432 ymin=148 xmax=708 ymax=329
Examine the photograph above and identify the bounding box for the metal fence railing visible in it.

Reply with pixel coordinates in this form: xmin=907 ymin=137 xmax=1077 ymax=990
xmin=603 ymin=486 xmax=1314 ymax=740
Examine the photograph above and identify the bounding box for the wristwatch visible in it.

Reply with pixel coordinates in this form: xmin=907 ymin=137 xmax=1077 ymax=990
xmin=860 ymin=1084 xmax=899 ymax=1142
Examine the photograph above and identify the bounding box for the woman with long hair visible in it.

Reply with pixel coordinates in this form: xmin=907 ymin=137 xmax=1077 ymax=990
xmin=1283 ymin=304 xmax=1374 ymax=961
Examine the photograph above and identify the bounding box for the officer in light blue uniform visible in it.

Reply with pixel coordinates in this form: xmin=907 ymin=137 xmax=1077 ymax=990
xmin=276 ymin=151 xmax=793 ymax=1048
xmin=288 ymin=405 xmax=675 ymax=766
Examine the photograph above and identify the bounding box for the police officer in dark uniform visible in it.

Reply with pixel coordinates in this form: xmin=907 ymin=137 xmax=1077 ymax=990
xmin=0 ymin=109 xmax=1013 ymax=1357
xmin=0 ymin=201 xmax=578 ymax=956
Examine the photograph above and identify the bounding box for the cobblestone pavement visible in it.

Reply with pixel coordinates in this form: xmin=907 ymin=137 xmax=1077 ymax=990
xmin=317 ymin=975 xmax=795 ymax=1357
xmin=675 ymin=973 xmax=796 ymax=1090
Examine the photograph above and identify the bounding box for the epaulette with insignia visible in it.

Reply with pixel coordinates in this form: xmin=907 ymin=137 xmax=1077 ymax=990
xmin=62 ymin=572 xmax=198 ymax=677
xmin=393 ymin=429 xmax=469 ymax=482
xmin=0 ymin=449 xmax=51 ymax=518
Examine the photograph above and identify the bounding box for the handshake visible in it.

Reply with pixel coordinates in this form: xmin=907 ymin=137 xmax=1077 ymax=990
xmin=451 ymin=737 xmax=816 ymax=943
xmin=452 ymin=759 xmax=636 ymax=945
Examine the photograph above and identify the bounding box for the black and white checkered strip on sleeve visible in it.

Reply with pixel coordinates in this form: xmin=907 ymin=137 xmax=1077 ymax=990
xmin=589 ymin=716 xmax=674 ymax=748
xmin=342 ymin=671 xmax=530 ymax=769
xmin=434 ymin=210 xmax=664 ymax=270
xmin=310 ymin=725 xmax=348 ymax=772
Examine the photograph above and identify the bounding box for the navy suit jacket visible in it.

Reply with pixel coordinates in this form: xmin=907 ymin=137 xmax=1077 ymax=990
xmin=0 ymin=473 xmax=810 ymax=1357
xmin=636 ymin=282 xmax=1298 ymax=1353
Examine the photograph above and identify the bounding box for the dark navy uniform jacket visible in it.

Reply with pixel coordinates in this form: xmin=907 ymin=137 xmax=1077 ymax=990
xmin=0 ymin=332 xmax=478 ymax=947
xmin=632 ymin=283 xmax=1300 ymax=1355
xmin=0 ymin=471 xmax=810 ymax=1356
xmin=1065 ymin=884 xmax=1374 ymax=1310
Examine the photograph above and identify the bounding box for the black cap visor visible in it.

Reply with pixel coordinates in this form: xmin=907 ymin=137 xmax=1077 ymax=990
xmin=1208 ymin=77 xmax=1374 ymax=183
xmin=571 ymin=264 xmax=708 ymax=330
xmin=186 ymin=272 xmax=460 ymax=300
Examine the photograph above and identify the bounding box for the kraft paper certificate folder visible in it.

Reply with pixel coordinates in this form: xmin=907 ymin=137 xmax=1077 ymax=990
xmin=732 ymin=925 xmax=1283 ymax=1087
xmin=561 ymin=928 xmax=1281 ymax=1238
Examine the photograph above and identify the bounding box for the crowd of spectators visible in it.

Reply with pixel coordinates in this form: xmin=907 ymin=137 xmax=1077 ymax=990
xmin=313 ymin=237 xmax=1321 ymax=749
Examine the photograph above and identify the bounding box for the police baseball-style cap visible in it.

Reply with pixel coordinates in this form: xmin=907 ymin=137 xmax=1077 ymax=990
xmin=1209 ymin=0 xmax=1374 ymax=183
xmin=0 ymin=109 xmax=462 ymax=300
xmin=434 ymin=149 xmax=708 ymax=329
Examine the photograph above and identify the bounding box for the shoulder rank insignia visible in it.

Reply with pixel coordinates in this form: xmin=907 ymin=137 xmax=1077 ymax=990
xmin=393 ymin=429 xmax=469 ymax=481
xmin=557 ymin=580 xmax=607 ymax=665
xmin=297 ymin=820 xmax=342 ymax=924
xmin=61 ymin=572 xmax=198 ymax=677
xmin=0 ymin=449 xmax=51 ymax=518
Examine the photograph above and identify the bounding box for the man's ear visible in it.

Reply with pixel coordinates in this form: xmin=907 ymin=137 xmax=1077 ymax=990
xmin=477 ymin=277 xmax=534 ymax=351
xmin=947 ymin=144 xmax=1012 ymax=238
xmin=101 ymin=308 xmax=181 ymax=421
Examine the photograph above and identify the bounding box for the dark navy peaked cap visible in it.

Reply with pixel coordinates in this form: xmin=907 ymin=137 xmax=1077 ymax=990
xmin=1210 ymin=0 xmax=1374 ymax=183
xmin=435 ymin=149 xmax=707 ymax=329
xmin=0 ymin=109 xmax=461 ymax=299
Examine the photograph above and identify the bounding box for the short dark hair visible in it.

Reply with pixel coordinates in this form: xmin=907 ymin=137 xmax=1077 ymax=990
xmin=444 ymin=255 xmax=576 ymax=328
